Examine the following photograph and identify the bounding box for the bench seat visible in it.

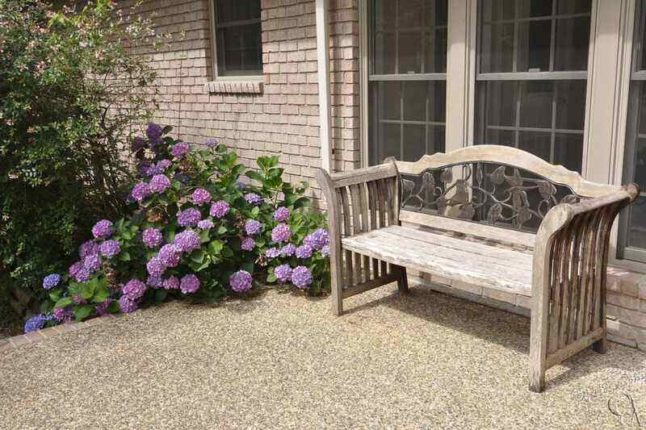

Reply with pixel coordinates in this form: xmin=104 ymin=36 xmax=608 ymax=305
xmin=342 ymin=225 xmax=533 ymax=297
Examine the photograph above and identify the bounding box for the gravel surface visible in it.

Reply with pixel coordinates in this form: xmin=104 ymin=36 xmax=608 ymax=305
xmin=1 ymin=284 xmax=645 ymax=429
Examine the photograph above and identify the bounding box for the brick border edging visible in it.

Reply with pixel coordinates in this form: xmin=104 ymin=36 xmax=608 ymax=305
xmin=0 ymin=314 xmax=120 ymax=354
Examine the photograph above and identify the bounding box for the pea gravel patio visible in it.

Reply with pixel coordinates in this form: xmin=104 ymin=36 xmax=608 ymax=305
xmin=1 ymin=284 xmax=645 ymax=429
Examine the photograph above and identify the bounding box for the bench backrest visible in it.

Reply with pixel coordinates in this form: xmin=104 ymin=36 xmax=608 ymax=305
xmin=391 ymin=145 xmax=623 ymax=250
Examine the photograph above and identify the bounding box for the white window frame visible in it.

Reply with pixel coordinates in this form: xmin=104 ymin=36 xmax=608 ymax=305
xmin=359 ymin=0 xmax=646 ymax=273
xmin=208 ymin=0 xmax=264 ymax=82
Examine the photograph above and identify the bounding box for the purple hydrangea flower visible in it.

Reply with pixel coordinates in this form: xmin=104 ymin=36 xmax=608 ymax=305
xmin=72 ymin=295 xmax=87 ymax=305
xmin=131 ymin=182 xmax=151 ymax=202
xmin=91 ymin=220 xmax=113 ymax=239
xmin=304 ymin=228 xmax=330 ymax=251
xmin=229 ymin=270 xmax=253 ymax=293
xmin=42 ymin=274 xmax=61 ymax=290
xmin=146 ymin=122 xmax=163 ymax=140
xmin=119 ymin=296 xmax=138 ymax=313
xmin=147 ymin=276 xmax=163 ymax=289
xmin=320 ymin=244 xmax=330 ymax=257
xmin=205 ymin=137 xmax=219 ymax=148
xmin=191 ymin=188 xmax=211 ymax=205
xmin=53 ymin=307 xmax=73 ymax=322
xmin=171 ymin=141 xmax=191 ymax=158
xmin=157 ymin=159 xmax=172 ymax=171
xmin=274 ymin=264 xmax=292 ymax=283
xmin=197 ymin=219 xmax=214 ymax=230
xmin=245 ymin=219 xmax=262 ymax=236
xmin=95 ymin=300 xmax=112 ymax=316
xmin=146 ymin=257 xmax=165 ymax=277
xmin=236 ymin=181 xmax=247 ymax=190
xmin=83 ymin=254 xmax=101 ymax=272
xmin=163 ymin=276 xmax=180 ymax=290
xmin=273 ymin=207 xmax=290 ymax=222
xmin=244 ymin=193 xmax=263 ymax=205
xmin=122 ymin=279 xmax=146 ymax=300
xmin=149 ymin=174 xmax=171 ymax=193
xmin=291 ymin=266 xmax=313 ymax=289
xmin=295 ymin=244 xmax=313 ymax=259
xmin=69 ymin=261 xmax=91 ymax=282
xmin=177 ymin=208 xmax=202 ymax=227
xmin=209 ymin=200 xmax=230 ymax=219
xmin=132 ymin=136 xmax=146 ymax=151
xmin=99 ymin=240 xmax=121 ymax=258
xmin=24 ymin=314 xmax=48 ymax=333
xmin=271 ymin=223 xmax=291 ymax=243
xmin=79 ymin=240 xmax=99 ymax=259
xmin=265 ymin=247 xmax=281 ymax=259
xmin=174 ymin=230 xmax=201 ymax=253
xmin=180 ymin=274 xmax=201 ymax=294
xmin=241 ymin=237 xmax=255 ymax=251
xmin=142 ymin=228 xmax=163 ymax=249
xmin=138 ymin=160 xmax=152 ymax=177
xmin=158 ymin=244 xmax=181 ymax=267
xmin=280 ymin=244 xmax=296 ymax=257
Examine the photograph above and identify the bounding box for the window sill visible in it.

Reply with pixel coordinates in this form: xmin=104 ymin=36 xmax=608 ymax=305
xmin=205 ymin=80 xmax=263 ymax=95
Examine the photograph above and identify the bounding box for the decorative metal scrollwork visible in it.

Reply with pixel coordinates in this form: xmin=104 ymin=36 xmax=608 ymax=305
xmin=401 ymin=163 xmax=582 ymax=230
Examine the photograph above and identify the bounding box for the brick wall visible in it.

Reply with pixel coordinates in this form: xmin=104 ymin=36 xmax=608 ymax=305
xmin=119 ymin=0 xmax=360 ymax=200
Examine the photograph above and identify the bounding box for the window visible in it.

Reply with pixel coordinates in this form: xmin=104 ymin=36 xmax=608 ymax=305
xmin=211 ymin=0 xmax=262 ymax=77
xmin=475 ymin=0 xmax=592 ymax=173
xmin=368 ymin=0 xmax=448 ymax=165
xmin=620 ymin=0 xmax=646 ymax=263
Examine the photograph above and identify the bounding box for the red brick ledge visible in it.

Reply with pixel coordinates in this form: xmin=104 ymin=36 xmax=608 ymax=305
xmin=0 ymin=314 xmax=120 ymax=354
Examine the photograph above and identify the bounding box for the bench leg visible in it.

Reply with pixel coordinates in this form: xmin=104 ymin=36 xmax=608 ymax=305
xmin=592 ymin=335 xmax=608 ymax=354
xmin=396 ymin=266 xmax=409 ymax=294
xmin=330 ymin=269 xmax=343 ymax=316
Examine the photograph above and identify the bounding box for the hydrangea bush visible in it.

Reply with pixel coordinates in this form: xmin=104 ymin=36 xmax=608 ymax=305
xmin=26 ymin=125 xmax=330 ymax=331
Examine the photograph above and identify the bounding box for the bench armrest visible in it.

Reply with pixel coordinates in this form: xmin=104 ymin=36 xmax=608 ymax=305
xmin=529 ymin=183 xmax=640 ymax=387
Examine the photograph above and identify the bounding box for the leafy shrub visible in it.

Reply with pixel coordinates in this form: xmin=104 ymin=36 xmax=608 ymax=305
xmin=0 ymin=0 xmax=159 ymax=328
xmin=26 ymin=126 xmax=330 ymax=331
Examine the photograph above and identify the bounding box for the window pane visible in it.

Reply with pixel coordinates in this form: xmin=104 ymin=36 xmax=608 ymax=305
xmin=554 ymin=133 xmax=583 ymax=172
xmin=378 ymin=82 xmax=401 ymax=120
xmin=484 ymin=81 xmax=517 ymax=127
xmin=519 ymin=131 xmax=551 ymax=160
xmin=627 ymin=196 xmax=646 ymax=249
xmin=485 ymin=129 xmax=515 ymax=146
xmin=216 ymin=0 xmax=260 ymax=23
xmin=217 ymin=23 xmax=262 ymax=75
xmin=399 ymin=32 xmax=424 ymax=73
xmin=555 ymin=80 xmax=586 ymax=130
xmin=374 ymin=32 xmax=396 ymax=75
xmin=403 ymin=82 xmax=427 ymax=121
xmin=557 ymin=0 xmax=592 ymax=15
xmin=426 ymin=28 xmax=447 ymax=73
xmin=398 ymin=0 xmax=425 ymax=28
xmin=403 ymin=125 xmax=427 ymax=161
xmin=554 ymin=17 xmax=590 ymax=71
xmin=517 ymin=20 xmax=551 ymax=72
xmin=481 ymin=0 xmax=516 ymax=22
xmin=519 ymin=81 xmax=552 ymax=128
xmin=480 ymin=23 xmax=514 ymax=72
xmin=380 ymin=124 xmax=401 ymax=161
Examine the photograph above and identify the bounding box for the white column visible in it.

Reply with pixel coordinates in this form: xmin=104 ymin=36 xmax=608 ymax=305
xmin=445 ymin=0 xmax=477 ymax=152
xmin=316 ymin=0 xmax=332 ymax=172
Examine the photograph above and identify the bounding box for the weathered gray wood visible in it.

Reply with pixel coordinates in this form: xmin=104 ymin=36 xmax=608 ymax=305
xmin=343 ymin=226 xmax=533 ymax=295
xmin=399 ymin=210 xmax=536 ymax=250
xmin=315 ymin=146 xmax=640 ymax=393
xmin=329 ymin=162 xmax=397 ymax=188
xmin=315 ymin=169 xmax=344 ymax=316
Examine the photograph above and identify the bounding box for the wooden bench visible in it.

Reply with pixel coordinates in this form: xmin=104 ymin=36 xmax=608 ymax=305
xmin=315 ymin=145 xmax=639 ymax=392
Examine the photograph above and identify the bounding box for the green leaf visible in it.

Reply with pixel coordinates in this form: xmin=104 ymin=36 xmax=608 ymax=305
xmin=208 ymin=240 xmax=224 ymax=255
xmin=119 ymin=251 xmax=131 ymax=262
xmin=80 ymin=282 xmax=96 ymax=300
xmin=217 ymin=225 xmax=227 ymax=235
xmin=190 ymin=249 xmax=205 ymax=264
xmin=251 ymin=206 xmax=260 ymax=216
xmin=73 ymin=305 xmax=94 ymax=322
xmin=267 ymin=273 xmax=277 ymax=283
xmin=49 ymin=289 xmax=62 ymax=302
xmin=54 ymin=297 xmax=73 ymax=309
xmin=92 ymin=285 xmax=110 ymax=303
xmin=199 ymin=229 xmax=210 ymax=243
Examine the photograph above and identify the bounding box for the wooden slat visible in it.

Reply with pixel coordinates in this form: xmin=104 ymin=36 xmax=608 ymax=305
xmin=342 ymin=226 xmax=533 ymax=295
xmin=359 ymin=182 xmax=372 ymax=281
xmin=545 ymin=327 xmax=605 ymax=368
xmin=342 ymin=273 xmax=400 ymax=299
xmin=399 ymin=210 xmax=536 ymax=250
xmin=349 ymin=184 xmax=363 ymax=283
xmin=338 ymin=187 xmax=353 ymax=287
xmin=375 ymin=179 xmax=388 ymax=275
xmin=367 ymin=181 xmax=381 ymax=277
xmin=330 ymin=163 xmax=397 ymax=188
